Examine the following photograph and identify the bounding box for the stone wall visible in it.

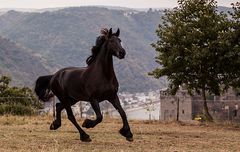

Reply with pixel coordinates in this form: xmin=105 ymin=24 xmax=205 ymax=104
xmin=160 ymin=89 xmax=192 ymax=121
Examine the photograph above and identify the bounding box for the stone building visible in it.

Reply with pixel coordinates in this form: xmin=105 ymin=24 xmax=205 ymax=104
xmin=160 ymin=88 xmax=192 ymax=121
xmin=160 ymin=87 xmax=240 ymax=121
xmin=192 ymin=89 xmax=240 ymax=121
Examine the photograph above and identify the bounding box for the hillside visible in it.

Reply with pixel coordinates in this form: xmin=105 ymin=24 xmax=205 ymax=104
xmin=0 ymin=36 xmax=49 ymax=86
xmin=0 ymin=7 xmax=168 ymax=92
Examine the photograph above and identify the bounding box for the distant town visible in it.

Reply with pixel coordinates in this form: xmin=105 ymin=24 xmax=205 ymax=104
xmin=43 ymin=88 xmax=240 ymax=122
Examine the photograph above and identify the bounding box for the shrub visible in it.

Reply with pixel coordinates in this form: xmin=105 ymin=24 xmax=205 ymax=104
xmin=0 ymin=103 xmax=35 ymax=115
xmin=0 ymin=75 xmax=43 ymax=115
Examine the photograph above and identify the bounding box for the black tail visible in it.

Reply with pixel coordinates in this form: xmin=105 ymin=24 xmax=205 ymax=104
xmin=34 ymin=75 xmax=54 ymax=102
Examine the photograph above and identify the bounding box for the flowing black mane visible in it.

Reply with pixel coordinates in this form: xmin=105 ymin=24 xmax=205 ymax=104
xmin=34 ymin=28 xmax=133 ymax=142
xmin=86 ymin=38 xmax=107 ymax=65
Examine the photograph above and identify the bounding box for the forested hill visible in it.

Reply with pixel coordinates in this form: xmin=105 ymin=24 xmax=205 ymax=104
xmin=0 ymin=7 xmax=229 ymax=92
xmin=0 ymin=7 xmax=230 ymax=92
xmin=0 ymin=6 xmax=231 ymax=92
xmin=0 ymin=36 xmax=49 ymax=86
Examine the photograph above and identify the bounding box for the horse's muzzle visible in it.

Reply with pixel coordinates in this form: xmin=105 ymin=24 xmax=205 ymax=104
xmin=118 ymin=49 xmax=126 ymax=59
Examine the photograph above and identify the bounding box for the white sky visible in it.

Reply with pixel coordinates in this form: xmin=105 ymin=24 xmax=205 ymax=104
xmin=0 ymin=0 xmax=238 ymax=9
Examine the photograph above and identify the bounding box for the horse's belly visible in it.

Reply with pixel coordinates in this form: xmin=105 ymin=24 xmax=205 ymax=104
xmin=68 ymin=88 xmax=90 ymax=101
xmin=92 ymin=86 xmax=117 ymax=101
xmin=66 ymin=79 xmax=118 ymax=101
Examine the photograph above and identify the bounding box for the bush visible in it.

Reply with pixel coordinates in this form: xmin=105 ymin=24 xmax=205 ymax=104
xmin=0 ymin=75 xmax=43 ymax=115
xmin=0 ymin=103 xmax=34 ymax=115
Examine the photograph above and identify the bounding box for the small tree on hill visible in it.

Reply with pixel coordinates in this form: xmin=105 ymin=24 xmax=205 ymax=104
xmin=150 ymin=0 xmax=235 ymax=122
xmin=0 ymin=75 xmax=11 ymax=93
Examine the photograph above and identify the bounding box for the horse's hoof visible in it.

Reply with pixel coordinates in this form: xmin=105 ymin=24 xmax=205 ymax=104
xmin=119 ymin=128 xmax=133 ymax=141
xmin=82 ymin=120 xmax=88 ymax=128
xmin=50 ymin=124 xmax=55 ymax=130
xmin=50 ymin=122 xmax=61 ymax=130
xmin=80 ymin=134 xmax=92 ymax=142
xmin=82 ymin=119 xmax=94 ymax=128
xmin=81 ymin=137 xmax=92 ymax=142
xmin=126 ymin=137 xmax=134 ymax=142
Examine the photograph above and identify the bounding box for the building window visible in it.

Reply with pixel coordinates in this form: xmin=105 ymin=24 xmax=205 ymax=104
xmin=182 ymin=110 xmax=185 ymax=114
xmin=234 ymin=110 xmax=238 ymax=117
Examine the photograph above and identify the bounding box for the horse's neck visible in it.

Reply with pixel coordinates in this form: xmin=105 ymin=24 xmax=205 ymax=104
xmin=93 ymin=44 xmax=116 ymax=79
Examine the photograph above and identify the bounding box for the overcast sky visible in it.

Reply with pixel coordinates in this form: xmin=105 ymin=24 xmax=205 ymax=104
xmin=0 ymin=0 xmax=238 ymax=9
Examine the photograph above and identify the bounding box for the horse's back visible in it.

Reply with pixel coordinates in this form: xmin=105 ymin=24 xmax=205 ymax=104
xmin=50 ymin=67 xmax=87 ymax=97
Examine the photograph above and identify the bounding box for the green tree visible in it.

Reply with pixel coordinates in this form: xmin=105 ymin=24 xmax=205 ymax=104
xmin=150 ymin=0 xmax=232 ymax=121
xmin=227 ymin=2 xmax=240 ymax=88
xmin=0 ymin=75 xmax=42 ymax=115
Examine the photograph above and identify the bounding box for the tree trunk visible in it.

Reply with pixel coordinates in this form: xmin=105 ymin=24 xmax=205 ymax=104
xmin=176 ymin=98 xmax=179 ymax=121
xmin=202 ymin=87 xmax=213 ymax=122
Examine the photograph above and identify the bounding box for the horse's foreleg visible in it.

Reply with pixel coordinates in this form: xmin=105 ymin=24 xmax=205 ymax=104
xmin=65 ymin=105 xmax=91 ymax=142
xmin=50 ymin=103 xmax=64 ymax=130
xmin=109 ymin=95 xmax=133 ymax=142
xmin=82 ymin=100 xmax=103 ymax=128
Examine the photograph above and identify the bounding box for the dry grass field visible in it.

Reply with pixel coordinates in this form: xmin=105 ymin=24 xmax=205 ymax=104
xmin=0 ymin=115 xmax=240 ymax=152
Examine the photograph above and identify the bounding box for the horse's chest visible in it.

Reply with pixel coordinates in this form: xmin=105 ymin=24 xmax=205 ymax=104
xmin=90 ymin=82 xmax=118 ymax=100
xmin=93 ymin=82 xmax=117 ymax=93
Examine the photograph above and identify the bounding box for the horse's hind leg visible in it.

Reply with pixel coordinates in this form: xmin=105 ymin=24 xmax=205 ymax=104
xmin=82 ymin=100 xmax=103 ymax=128
xmin=65 ymin=104 xmax=91 ymax=142
xmin=109 ymin=95 xmax=133 ymax=142
xmin=50 ymin=103 xmax=64 ymax=130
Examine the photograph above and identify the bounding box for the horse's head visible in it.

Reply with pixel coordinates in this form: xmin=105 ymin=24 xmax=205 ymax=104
xmin=106 ymin=28 xmax=126 ymax=59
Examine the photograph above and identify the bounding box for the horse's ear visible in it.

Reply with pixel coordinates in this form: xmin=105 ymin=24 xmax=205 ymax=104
xmin=108 ymin=28 xmax=112 ymax=38
xmin=115 ymin=28 xmax=120 ymax=37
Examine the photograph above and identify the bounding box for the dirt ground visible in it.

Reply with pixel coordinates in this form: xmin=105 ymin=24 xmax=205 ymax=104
xmin=0 ymin=115 xmax=240 ymax=152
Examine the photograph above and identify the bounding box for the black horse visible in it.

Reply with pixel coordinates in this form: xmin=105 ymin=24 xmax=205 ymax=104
xmin=34 ymin=28 xmax=133 ymax=142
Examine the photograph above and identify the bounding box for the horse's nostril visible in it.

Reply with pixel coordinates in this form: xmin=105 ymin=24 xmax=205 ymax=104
xmin=120 ymin=50 xmax=126 ymax=56
xmin=120 ymin=51 xmax=125 ymax=57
